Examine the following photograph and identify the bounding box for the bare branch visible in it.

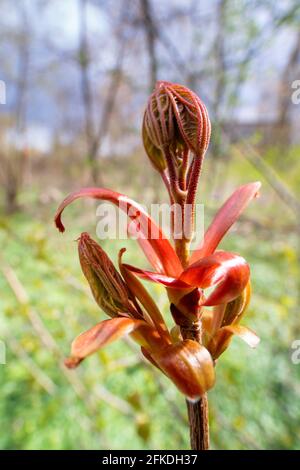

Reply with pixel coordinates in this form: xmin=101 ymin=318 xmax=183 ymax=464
xmin=140 ymin=0 xmax=158 ymax=90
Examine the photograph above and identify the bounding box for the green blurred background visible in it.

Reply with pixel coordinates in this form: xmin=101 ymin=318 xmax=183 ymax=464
xmin=0 ymin=0 xmax=299 ymax=450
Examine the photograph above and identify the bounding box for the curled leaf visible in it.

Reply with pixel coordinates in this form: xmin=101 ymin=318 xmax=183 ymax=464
xmin=124 ymin=251 xmax=250 ymax=307
xmin=122 ymin=263 xmax=189 ymax=289
xmin=65 ymin=317 xmax=150 ymax=368
xmin=153 ymin=339 xmax=215 ymax=400
xmin=180 ymin=251 xmax=250 ymax=306
xmin=208 ymin=324 xmax=260 ymax=359
xmin=54 ymin=187 xmax=182 ymax=277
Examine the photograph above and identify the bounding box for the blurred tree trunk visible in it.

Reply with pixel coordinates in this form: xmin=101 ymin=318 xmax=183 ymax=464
xmin=208 ymin=0 xmax=230 ymax=200
xmin=139 ymin=0 xmax=160 ymax=198
xmin=212 ymin=0 xmax=227 ymax=160
xmin=78 ymin=0 xmax=98 ymax=184
xmin=2 ymin=165 xmax=18 ymax=214
xmin=1 ymin=2 xmax=29 ymax=214
xmin=78 ymin=0 xmax=126 ymax=185
xmin=2 ymin=151 xmax=26 ymax=214
xmin=140 ymin=0 xmax=158 ymax=91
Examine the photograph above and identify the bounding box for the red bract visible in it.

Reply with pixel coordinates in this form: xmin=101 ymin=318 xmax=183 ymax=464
xmin=55 ymin=81 xmax=261 ymax=401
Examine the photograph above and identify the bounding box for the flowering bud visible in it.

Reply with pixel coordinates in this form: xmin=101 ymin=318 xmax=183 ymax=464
xmin=143 ymin=81 xmax=211 ymax=170
xmin=78 ymin=232 xmax=140 ymax=318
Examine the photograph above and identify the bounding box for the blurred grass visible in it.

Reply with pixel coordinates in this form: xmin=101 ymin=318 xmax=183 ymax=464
xmin=0 ymin=149 xmax=299 ymax=450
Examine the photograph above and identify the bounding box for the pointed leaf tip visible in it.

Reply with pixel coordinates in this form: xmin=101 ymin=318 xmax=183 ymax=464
xmin=64 ymin=356 xmax=82 ymax=369
xmin=191 ymin=181 xmax=262 ymax=262
xmin=208 ymin=324 xmax=260 ymax=359
xmin=55 ymin=215 xmax=65 ymax=233
xmin=70 ymin=317 xmax=148 ymax=363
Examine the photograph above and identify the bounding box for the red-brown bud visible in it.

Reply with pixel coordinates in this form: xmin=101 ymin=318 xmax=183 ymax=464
xmin=143 ymin=81 xmax=211 ymax=171
xmin=78 ymin=233 xmax=141 ymax=318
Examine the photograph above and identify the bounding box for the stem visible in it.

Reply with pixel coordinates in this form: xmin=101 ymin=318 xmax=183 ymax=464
xmin=186 ymin=394 xmax=209 ymax=450
xmin=174 ymin=238 xmax=190 ymax=268
xmin=173 ymin=155 xmax=210 ymax=450
xmin=186 ymin=149 xmax=205 ymax=206
xmin=161 ymin=170 xmax=174 ymax=205
xmin=181 ymin=321 xmax=210 ymax=450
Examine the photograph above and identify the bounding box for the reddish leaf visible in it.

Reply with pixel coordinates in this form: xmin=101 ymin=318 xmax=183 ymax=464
xmin=153 ymin=340 xmax=215 ymax=400
xmin=122 ymin=263 xmax=190 ymax=289
xmin=221 ymin=325 xmax=260 ymax=347
xmin=65 ymin=317 xmax=148 ymax=367
xmin=209 ymin=324 xmax=260 ymax=359
xmin=180 ymin=251 xmax=250 ymax=306
xmin=222 ymin=281 xmax=251 ymax=326
xmin=54 ymin=187 xmax=182 ymax=277
xmin=209 ymin=303 xmax=227 ymax=336
xmin=190 ymin=182 xmax=261 ymax=262
xmin=119 ymin=249 xmax=171 ymax=341
xmin=201 ymin=309 xmax=214 ymax=347
xmin=141 ymin=346 xmax=163 ymax=372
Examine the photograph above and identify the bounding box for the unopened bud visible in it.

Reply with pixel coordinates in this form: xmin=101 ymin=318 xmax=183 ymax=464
xmin=143 ymin=81 xmax=211 ymax=171
xmin=78 ymin=232 xmax=140 ymax=318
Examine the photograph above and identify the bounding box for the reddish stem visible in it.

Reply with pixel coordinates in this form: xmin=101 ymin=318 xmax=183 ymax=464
xmin=186 ymin=395 xmax=209 ymax=450
xmin=181 ymin=321 xmax=210 ymax=450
